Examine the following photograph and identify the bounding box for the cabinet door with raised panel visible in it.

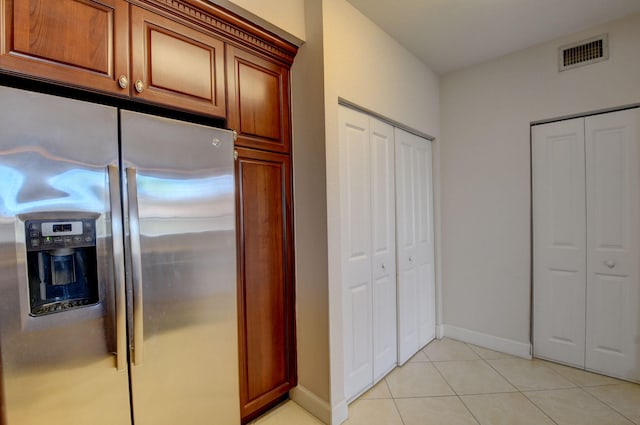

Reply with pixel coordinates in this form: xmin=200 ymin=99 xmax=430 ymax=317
xmin=227 ymin=46 xmax=291 ymax=153
xmin=0 ymin=0 xmax=129 ymax=95
xmin=236 ymin=147 xmax=296 ymax=421
xmin=130 ymin=6 xmax=225 ymax=117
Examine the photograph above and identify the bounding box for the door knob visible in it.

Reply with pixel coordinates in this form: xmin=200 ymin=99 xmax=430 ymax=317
xmin=605 ymin=260 xmax=616 ymax=269
xmin=134 ymin=80 xmax=144 ymax=93
xmin=118 ymin=75 xmax=129 ymax=89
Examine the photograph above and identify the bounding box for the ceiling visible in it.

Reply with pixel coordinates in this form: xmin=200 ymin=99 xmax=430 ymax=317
xmin=345 ymin=0 xmax=640 ymax=75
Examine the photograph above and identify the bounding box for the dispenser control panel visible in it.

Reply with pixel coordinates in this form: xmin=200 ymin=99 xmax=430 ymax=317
xmin=24 ymin=217 xmax=99 ymax=316
xmin=26 ymin=219 xmax=96 ymax=251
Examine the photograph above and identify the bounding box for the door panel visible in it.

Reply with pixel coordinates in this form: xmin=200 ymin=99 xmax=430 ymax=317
xmin=370 ymin=118 xmax=397 ymax=380
xmin=414 ymin=139 xmax=436 ymax=345
xmin=0 ymin=86 xmax=131 ymax=425
xmin=532 ymin=118 xmax=586 ymax=367
xmin=0 ymin=0 xmax=129 ymax=95
xmin=585 ymin=109 xmax=640 ymax=380
xmin=120 ymin=111 xmax=239 ymax=425
xmin=395 ymin=129 xmax=419 ymax=364
xmin=235 ymin=148 xmax=296 ymax=419
xmin=339 ymin=107 xmax=373 ymax=400
xmin=227 ymin=45 xmax=291 ymax=153
xmin=395 ymin=128 xmax=435 ymax=364
xmin=130 ymin=6 xmax=225 ymax=117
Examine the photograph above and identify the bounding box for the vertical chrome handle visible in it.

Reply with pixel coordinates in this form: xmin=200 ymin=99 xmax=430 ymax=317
xmin=127 ymin=168 xmax=144 ymax=365
xmin=108 ymin=165 xmax=127 ymax=371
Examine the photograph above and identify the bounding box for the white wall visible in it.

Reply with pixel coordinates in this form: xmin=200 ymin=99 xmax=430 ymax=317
xmin=440 ymin=13 xmax=640 ymax=353
xmin=290 ymin=0 xmax=332 ymax=421
xmin=322 ymin=0 xmax=440 ymax=422
xmin=207 ymin=0 xmax=306 ymax=44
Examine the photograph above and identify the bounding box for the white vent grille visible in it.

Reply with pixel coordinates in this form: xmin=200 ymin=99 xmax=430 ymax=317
xmin=559 ymin=34 xmax=608 ymax=71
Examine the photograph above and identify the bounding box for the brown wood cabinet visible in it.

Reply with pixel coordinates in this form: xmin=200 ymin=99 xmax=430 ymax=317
xmin=130 ymin=5 xmax=225 ymax=116
xmin=227 ymin=45 xmax=292 ymax=154
xmin=0 ymin=0 xmax=298 ymax=422
xmin=235 ymin=147 xmax=296 ymax=421
xmin=1 ymin=0 xmax=226 ymax=116
xmin=0 ymin=0 xmax=130 ymax=95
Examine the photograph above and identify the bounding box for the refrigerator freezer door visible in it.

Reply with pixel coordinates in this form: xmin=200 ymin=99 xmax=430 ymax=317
xmin=0 ymin=86 xmax=131 ymax=425
xmin=120 ymin=110 xmax=239 ymax=425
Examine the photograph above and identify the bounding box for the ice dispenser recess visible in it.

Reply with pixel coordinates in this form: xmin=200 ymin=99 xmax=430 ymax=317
xmin=25 ymin=217 xmax=99 ymax=316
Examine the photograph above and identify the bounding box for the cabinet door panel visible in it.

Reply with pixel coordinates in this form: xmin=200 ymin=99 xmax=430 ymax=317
xmin=236 ymin=148 xmax=296 ymax=420
xmin=0 ymin=0 xmax=129 ymax=95
xmin=227 ymin=46 xmax=291 ymax=153
xmin=130 ymin=6 xmax=225 ymax=117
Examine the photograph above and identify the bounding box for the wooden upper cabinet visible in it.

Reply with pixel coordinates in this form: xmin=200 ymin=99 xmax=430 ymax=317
xmin=0 ymin=0 xmax=130 ymax=95
xmin=227 ymin=46 xmax=291 ymax=153
xmin=130 ymin=6 xmax=225 ymax=117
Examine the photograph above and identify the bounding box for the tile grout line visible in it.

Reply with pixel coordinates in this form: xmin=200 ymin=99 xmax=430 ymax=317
xmin=513 ymin=356 xmax=639 ymax=424
xmin=429 ymin=350 xmax=482 ymax=425
xmin=580 ymin=386 xmax=639 ymax=425
xmin=384 ymin=375 xmax=408 ymax=425
xmin=464 ymin=342 xmax=560 ymax=425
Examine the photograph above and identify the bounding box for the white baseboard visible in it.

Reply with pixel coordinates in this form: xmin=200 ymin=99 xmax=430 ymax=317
xmin=331 ymin=400 xmax=348 ymax=425
xmin=290 ymin=386 xmax=332 ymax=424
xmin=290 ymin=386 xmax=348 ymax=425
xmin=442 ymin=324 xmax=532 ymax=359
xmin=436 ymin=324 xmax=445 ymax=339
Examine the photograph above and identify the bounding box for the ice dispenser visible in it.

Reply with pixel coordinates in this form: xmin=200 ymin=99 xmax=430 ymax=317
xmin=24 ymin=217 xmax=99 ymax=316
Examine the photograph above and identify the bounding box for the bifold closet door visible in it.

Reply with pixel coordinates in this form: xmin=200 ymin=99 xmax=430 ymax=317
xmin=340 ymin=108 xmax=373 ymax=400
xmin=533 ymin=108 xmax=640 ymax=381
xmin=585 ymin=109 xmax=640 ymax=381
xmin=339 ymin=106 xmax=397 ymax=400
xmin=395 ymin=128 xmax=436 ymax=364
xmin=532 ymin=118 xmax=587 ymax=367
xmin=370 ymin=119 xmax=397 ymax=382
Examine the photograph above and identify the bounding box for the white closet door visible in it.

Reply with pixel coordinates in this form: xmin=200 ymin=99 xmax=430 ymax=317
xmin=415 ymin=139 xmax=436 ymax=346
xmin=395 ymin=128 xmax=435 ymax=364
xmin=585 ymin=109 xmax=640 ymax=381
xmin=339 ymin=106 xmax=373 ymax=399
xmin=532 ymin=118 xmax=587 ymax=367
xmin=370 ymin=118 xmax=398 ymax=381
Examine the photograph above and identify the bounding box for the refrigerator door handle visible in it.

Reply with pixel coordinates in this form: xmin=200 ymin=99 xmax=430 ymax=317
xmin=126 ymin=167 xmax=144 ymax=365
xmin=108 ymin=165 xmax=127 ymax=371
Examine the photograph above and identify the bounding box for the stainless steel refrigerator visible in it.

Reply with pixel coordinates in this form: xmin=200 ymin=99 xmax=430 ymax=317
xmin=0 ymin=85 xmax=240 ymax=425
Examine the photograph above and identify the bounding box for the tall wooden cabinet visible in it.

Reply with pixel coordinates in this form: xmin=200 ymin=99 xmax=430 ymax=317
xmin=235 ymin=148 xmax=296 ymax=420
xmin=228 ymin=44 xmax=296 ymax=421
xmin=0 ymin=0 xmax=298 ymax=422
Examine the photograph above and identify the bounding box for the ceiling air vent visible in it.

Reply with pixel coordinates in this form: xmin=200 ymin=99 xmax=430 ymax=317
xmin=559 ymin=34 xmax=608 ymax=71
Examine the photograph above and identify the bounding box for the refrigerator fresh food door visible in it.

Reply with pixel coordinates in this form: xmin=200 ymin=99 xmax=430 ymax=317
xmin=0 ymin=86 xmax=131 ymax=425
xmin=120 ymin=110 xmax=240 ymax=425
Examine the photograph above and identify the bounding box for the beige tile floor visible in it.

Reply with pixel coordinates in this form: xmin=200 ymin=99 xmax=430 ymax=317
xmin=250 ymin=338 xmax=640 ymax=425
